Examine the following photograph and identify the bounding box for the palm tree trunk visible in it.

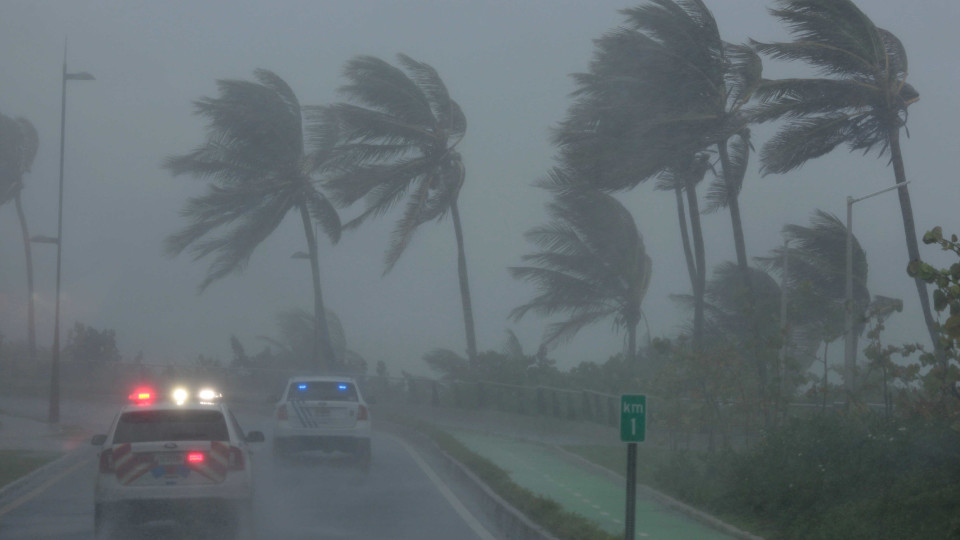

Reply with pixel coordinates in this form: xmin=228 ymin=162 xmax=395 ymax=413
xmin=717 ymin=141 xmax=748 ymax=271
xmin=719 ymin=140 xmax=771 ymax=426
xmin=684 ymin=180 xmax=706 ymax=355
xmin=627 ymin=321 xmax=637 ymax=365
xmin=14 ymin=193 xmax=37 ymax=364
xmin=888 ymin=128 xmax=943 ymax=365
xmin=675 ymin=186 xmax=697 ymax=294
xmin=299 ymin=203 xmax=337 ymax=370
xmin=822 ymin=340 xmax=830 ymax=412
xmin=450 ymin=200 xmax=478 ymax=366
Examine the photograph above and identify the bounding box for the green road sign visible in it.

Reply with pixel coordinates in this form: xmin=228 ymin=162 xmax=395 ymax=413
xmin=620 ymin=394 xmax=646 ymax=442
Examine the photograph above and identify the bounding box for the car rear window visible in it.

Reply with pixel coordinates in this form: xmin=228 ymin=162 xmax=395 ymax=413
xmin=113 ymin=410 xmax=229 ymax=443
xmin=287 ymin=381 xmax=358 ymax=402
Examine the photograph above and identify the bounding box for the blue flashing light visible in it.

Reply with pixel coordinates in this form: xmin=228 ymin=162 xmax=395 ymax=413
xmin=298 ymin=384 xmax=308 ymax=390
xmin=338 ymin=384 xmax=348 ymax=391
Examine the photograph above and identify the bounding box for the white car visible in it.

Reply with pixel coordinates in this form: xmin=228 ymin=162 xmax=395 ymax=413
xmin=91 ymin=388 xmax=264 ymax=539
xmin=271 ymin=376 xmax=372 ymax=466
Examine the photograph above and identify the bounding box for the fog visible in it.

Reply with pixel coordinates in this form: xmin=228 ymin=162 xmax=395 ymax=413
xmin=2 ymin=0 xmax=959 ymax=376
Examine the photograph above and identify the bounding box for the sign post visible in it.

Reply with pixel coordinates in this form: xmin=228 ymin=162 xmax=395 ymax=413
xmin=620 ymin=394 xmax=646 ymax=540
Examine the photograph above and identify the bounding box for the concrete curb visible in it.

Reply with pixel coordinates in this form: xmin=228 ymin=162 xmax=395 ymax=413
xmin=381 ymin=421 xmax=562 ymax=540
xmin=549 ymin=446 xmax=765 ymax=540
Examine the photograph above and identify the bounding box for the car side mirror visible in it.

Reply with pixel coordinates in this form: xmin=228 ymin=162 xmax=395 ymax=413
xmin=245 ymin=431 xmax=265 ymax=443
xmin=90 ymin=434 xmax=107 ymax=446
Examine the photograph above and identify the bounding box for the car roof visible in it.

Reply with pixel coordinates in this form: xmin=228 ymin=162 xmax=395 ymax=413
xmin=118 ymin=402 xmax=228 ymax=413
xmin=286 ymin=375 xmax=357 ymax=383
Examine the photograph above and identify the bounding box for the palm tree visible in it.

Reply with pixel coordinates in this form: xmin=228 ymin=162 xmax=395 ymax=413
xmin=0 ymin=114 xmax=40 ymax=365
xmin=260 ymin=308 xmax=366 ymax=374
xmin=751 ymin=0 xmax=936 ymax=358
xmin=655 ymin=154 xmax=711 ymax=353
xmin=324 ymin=54 xmax=477 ymax=364
xmin=756 ymin=210 xmax=870 ymax=404
xmin=509 ymin=168 xmax=652 ymax=364
xmin=556 ymin=0 xmax=762 ymax=277
xmin=164 ymin=69 xmax=341 ymax=369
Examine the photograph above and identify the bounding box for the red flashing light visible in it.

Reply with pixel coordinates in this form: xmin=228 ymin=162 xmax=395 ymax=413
xmin=128 ymin=387 xmax=155 ymax=405
xmin=187 ymin=452 xmax=205 ymax=464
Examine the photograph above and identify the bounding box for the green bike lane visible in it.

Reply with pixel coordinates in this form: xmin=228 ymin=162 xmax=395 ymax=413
xmin=450 ymin=430 xmax=736 ymax=540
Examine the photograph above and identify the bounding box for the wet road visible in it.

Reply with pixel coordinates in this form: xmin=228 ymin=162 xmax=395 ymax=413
xmin=0 ymin=412 xmax=496 ymax=539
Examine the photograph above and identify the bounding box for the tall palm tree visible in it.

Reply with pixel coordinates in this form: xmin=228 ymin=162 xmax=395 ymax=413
xmin=0 ymin=114 xmax=40 ymax=365
xmin=165 ymin=69 xmax=341 ymax=369
xmin=757 ymin=210 xmax=870 ymax=401
xmin=655 ymin=154 xmax=711 ymax=353
xmin=751 ymin=0 xmax=935 ymax=358
xmin=556 ymin=0 xmax=762 ymax=277
xmin=509 ymin=168 xmax=652 ymax=364
xmin=324 ymin=54 xmax=477 ymax=364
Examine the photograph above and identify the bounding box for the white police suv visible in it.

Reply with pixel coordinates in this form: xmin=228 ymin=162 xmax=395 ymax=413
xmin=91 ymin=386 xmax=264 ymax=539
xmin=271 ymin=376 xmax=372 ymax=466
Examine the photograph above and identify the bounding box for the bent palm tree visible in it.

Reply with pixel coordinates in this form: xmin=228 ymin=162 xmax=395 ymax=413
xmin=751 ymin=0 xmax=935 ymax=357
xmin=0 ymin=114 xmax=40 ymax=364
xmin=557 ymin=0 xmax=761 ymax=274
xmin=165 ymin=69 xmax=341 ymax=369
xmin=325 ymin=54 xmax=477 ymax=364
xmin=509 ymin=168 xmax=652 ymax=364
xmin=756 ymin=210 xmax=870 ymax=400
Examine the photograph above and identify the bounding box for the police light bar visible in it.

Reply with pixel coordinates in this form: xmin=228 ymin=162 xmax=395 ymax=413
xmin=172 ymin=387 xmax=189 ymax=405
xmin=128 ymin=387 xmax=155 ymax=406
xmin=197 ymin=388 xmax=222 ymax=403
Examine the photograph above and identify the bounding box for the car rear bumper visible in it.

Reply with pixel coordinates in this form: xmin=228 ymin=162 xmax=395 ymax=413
xmin=95 ymin=473 xmax=252 ymax=504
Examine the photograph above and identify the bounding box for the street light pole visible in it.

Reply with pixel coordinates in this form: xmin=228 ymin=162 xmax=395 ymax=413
xmin=843 ymin=181 xmax=911 ymax=406
xmin=49 ymin=41 xmax=94 ymax=424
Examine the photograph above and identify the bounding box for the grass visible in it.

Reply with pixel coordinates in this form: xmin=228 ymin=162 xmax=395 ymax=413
xmin=380 ymin=410 xmax=619 ymax=540
xmin=0 ymin=450 xmax=59 ymax=488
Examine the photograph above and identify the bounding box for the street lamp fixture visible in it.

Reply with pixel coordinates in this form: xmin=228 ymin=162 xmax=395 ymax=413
xmin=49 ymin=42 xmax=94 ymax=424
xmin=843 ymin=181 xmax=911 ymax=404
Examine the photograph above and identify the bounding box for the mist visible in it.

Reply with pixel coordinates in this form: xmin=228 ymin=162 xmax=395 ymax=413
xmin=2 ymin=0 xmax=959 ymax=377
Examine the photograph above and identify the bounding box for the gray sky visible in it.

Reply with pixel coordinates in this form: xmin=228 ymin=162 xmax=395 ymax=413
xmin=2 ymin=0 xmax=959 ymax=376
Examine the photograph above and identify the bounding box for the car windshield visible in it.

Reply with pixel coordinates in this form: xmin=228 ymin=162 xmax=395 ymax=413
xmin=287 ymin=382 xmax=358 ymax=402
xmin=113 ymin=409 xmax=229 ymax=443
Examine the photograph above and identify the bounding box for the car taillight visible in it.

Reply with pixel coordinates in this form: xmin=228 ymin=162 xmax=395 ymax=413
xmin=277 ymin=404 xmax=287 ymax=420
xmin=99 ymin=449 xmax=114 ymax=473
xmin=228 ymin=447 xmax=245 ymax=470
xmin=357 ymin=404 xmax=368 ymax=421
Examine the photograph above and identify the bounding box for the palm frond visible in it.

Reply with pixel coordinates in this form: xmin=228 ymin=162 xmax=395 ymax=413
xmin=339 ymin=55 xmax=435 ymax=129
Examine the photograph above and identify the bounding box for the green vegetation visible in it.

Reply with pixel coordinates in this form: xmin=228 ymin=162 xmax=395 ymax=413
xmin=567 ymin=414 xmax=960 ymax=540
xmin=0 ymin=450 xmax=58 ymax=489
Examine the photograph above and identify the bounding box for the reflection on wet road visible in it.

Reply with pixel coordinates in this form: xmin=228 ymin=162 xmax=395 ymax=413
xmin=0 ymin=412 xmax=494 ymax=540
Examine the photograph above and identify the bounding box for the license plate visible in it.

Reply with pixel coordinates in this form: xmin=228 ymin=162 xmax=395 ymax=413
xmin=310 ymin=407 xmax=330 ymax=417
xmin=156 ymin=453 xmax=184 ymax=465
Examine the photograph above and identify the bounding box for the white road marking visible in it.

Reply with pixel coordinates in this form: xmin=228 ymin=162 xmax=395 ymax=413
xmin=389 ymin=435 xmax=497 ymax=540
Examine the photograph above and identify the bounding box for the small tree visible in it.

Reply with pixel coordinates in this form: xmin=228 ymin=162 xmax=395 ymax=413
xmin=906 ymin=227 xmax=960 ymax=420
xmin=65 ymin=323 xmax=121 ymax=363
